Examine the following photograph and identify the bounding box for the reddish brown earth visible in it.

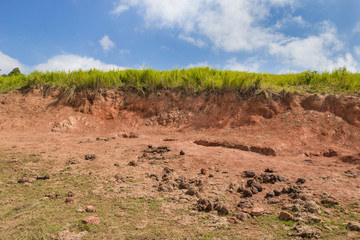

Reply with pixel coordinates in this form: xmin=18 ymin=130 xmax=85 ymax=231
xmin=1 ymin=89 xmax=360 ymax=238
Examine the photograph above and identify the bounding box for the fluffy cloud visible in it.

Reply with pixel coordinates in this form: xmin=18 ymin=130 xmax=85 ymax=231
xmin=353 ymin=21 xmax=360 ymax=33
xmin=178 ymin=35 xmax=207 ymax=48
xmin=112 ymin=0 xmax=358 ymax=72
xmin=269 ymin=22 xmax=358 ymax=72
xmin=224 ymin=57 xmax=260 ymax=72
xmin=99 ymin=35 xmax=115 ymax=51
xmin=0 ymin=51 xmax=29 ymax=75
xmin=34 ymin=54 xmax=125 ymax=72
xmin=185 ymin=61 xmax=210 ymax=69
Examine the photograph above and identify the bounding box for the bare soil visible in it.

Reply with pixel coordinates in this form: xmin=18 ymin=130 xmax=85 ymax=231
xmin=0 ymin=89 xmax=360 ymax=239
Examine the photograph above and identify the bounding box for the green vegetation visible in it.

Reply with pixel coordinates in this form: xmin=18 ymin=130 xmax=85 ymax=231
xmin=0 ymin=67 xmax=359 ymax=94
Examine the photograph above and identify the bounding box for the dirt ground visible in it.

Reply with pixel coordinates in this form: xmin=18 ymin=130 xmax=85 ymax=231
xmin=0 ymin=89 xmax=360 ymax=239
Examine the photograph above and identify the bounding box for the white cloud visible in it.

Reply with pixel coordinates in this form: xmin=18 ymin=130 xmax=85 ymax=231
xmin=224 ymin=57 xmax=259 ymax=72
xmin=353 ymin=21 xmax=360 ymax=33
xmin=33 ymin=54 xmax=125 ymax=72
xmin=269 ymin=22 xmax=358 ymax=72
xmin=110 ymin=4 xmax=130 ymax=15
xmin=99 ymin=35 xmax=115 ymax=51
xmin=185 ymin=61 xmax=210 ymax=69
xmin=0 ymin=51 xmax=29 ymax=75
xmin=112 ymin=0 xmax=358 ymax=72
xmin=178 ymin=35 xmax=207 ymax=48
xmin=354 ymin=46 xmax=360 ymax=58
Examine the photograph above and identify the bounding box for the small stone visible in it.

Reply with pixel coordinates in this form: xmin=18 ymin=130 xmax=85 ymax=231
xmin=345 ymin=221 xmax=360 ymax=231
xmin=84 ymin=154 xmax=96 ymax=161
xmin=251 ymin=207 xmax=264 ymax=217
xmin=216 ymin=205 xmax=230 ymax=216
xmin=323 ymin=149 xmax=338 ymax=157
xmin=243 ymin=189 xmax=253 ymax=198
xmin=296 ymin=178 xmax=306 ymax=184
xmin=237 ymin=200 xmax=253 ymax=209
xmin=148 ymin=145 xmax=153 ymax=149
xmin=265 ymin=192 xmax=275 ymax=198
xmin=114 ymin=163 xmax=120 ymax=167
xmin=85 ymin=205 xmax=96 ymax=212
xmin=65 ymin=197 xmax=75 ymax=205
xmin=304 ymin=201 xmax=321 ymax=214
xmin=208 ymin=174 xmax=214 ymax=178
xmin=251 ymin=186 xmax=259 ymax=194
xmin=237 ymin=184 xmax=245 ymax=193
xmin=36 ymin=174 xmax=50 ymax=180
xmin=264 ymin=168 xmax=274 ymax=173
xmin=244 ymin=171 xmax=256 ymax=178
xmin=67 ymin=191 xmax=74 ymax=197
xmin=200 ymin=168 xmax=207 ymax=175
xmin=236 ymin=212 xmax=251 ymax=221
xmin=228 ymin=217 xmax=239 ymax=224
xmin=279 ymin=211 xmax=294 ymax=221
xmin=82 ymin=215 xmax=100 ymax=225
xmin=185 ymin=187 xmax=197 ymax=196
xmin=128 ymin=161 xmax=137 ymax=166
xmin=180 ymin=150 xmax=185 ymax=156
xmin=274 ymin=189 xmax=281 ymax=196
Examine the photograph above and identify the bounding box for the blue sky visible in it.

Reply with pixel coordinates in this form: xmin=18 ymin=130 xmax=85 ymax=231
xmin=0 ymin=0 xmax=359 ymax=74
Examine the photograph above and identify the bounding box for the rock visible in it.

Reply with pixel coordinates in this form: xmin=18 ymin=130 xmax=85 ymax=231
xmin=114 ymin=163 xmax=120 ymax=167
xmin=277 ymin=175 xmax=284 ymax=181
xmin=243 ymin=189 xmax=253 ymax=198
xmin=264 ymin=168 xmax=274 ymax=173
xmin=237 ymin=183 xmax=245 ymax=193
xmin=128 ymin=161 xmax=137 ymax=166
xmin=323 ymin=149 xmax=338 ymax=157
xmin=197 ymin=198 xmax=213 ymax=212
xmin=308 ymin=215 xmax=322 ymax=223
xmin=290 ymin=224 xmax=322 ymax=238
xmin=269 ymin=174 xmax=278 ymax=184
xmin=296 ymin=178 xmax=306 ymax=184
xmin=321 ymin=197 xmax=339 ymax=206
xmin=346 ymin=221 xmax=360 ymax=231
xmin=57 ymin=229 xmax=88 ymax=240
xmin=227 ymin=217 xmax=239 ymax=224
xmin=274 ymin=189 xmax=281 ymax=196
xmin=67 ymin=191 xmax=74 ymax=197
xmin=244 ymin=171 xmax=256 ymax=178
xmin=216 ymin=205 xmax=230 ymax=216
xmin=304 ymin=201 xmax=321 ymax=214
xmin=85 ymin=205 xmax=96 ymax=212
xmin=279 ymin=211 xmax=294 ymax=221
xmin=236 ymin=212 xmax=251 ymax=221
xmin=148 ymin=145 xmax=153 ymax=149
xmin=180 ymin=150 xmax=185 ymax=156
xmin=251 ymin=207 xmax=265 ymax=217
xmin=251 ymin=187 xmax=258 ymax=194
xmin=17 ymin=174 xmax=36 ymax=183
xmin=82 ymin=215 xmax=100 ymax=225
xmin=265 ymin=192 xmax=275 ymax=198
xmin=65 ymin=197 xmax=75 ymax=205
xmin=200 ymin=168 xmax=207 ymax=175
xmin=36 ymin=174 xmax=50 ymax=180
xmin=237 ymin=200 xmax=253 ymax=209
xmin=267 ymin=198 xmax=281 ymax=204
xmin=185 ymin=187 xmax=197 ymax=196
xmin=253 ymin=182 xmax=263 ymax=192
xmin=84 ymin=154 xmax=96 ymax=161
xmin=282 ymin=186 xmax=290 ymax=194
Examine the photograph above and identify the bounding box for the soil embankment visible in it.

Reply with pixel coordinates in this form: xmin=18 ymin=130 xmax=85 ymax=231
xmin=1 ymin=89 xmax=360 ymax=239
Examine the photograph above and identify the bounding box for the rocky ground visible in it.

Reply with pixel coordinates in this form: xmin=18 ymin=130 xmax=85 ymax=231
xmin=0 ymin=90 xmax=360 ymax=239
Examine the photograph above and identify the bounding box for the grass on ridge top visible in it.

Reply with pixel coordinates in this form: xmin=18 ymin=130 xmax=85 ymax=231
xmin=0 ymin=67 xmax=359 ymax=94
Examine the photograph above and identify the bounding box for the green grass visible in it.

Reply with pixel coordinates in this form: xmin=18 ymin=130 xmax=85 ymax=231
xmin=0 ymin=67 xmax=359 ymax=94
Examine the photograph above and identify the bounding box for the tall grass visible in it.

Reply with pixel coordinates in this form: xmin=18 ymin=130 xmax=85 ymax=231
xmin=0 ymin=67 xmax=359 ymax=94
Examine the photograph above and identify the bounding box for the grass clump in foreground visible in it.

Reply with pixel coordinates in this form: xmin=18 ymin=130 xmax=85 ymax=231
xmin=0 ymin=67 xmax=359 ymax=94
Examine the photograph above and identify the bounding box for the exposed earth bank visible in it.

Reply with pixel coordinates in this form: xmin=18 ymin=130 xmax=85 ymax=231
xmin=0 ymin=89 xmax=360 ymax=239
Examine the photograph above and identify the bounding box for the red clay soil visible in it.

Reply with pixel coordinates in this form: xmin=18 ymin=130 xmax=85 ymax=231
xmin=1 ymin=89 xmax=360 ymax=205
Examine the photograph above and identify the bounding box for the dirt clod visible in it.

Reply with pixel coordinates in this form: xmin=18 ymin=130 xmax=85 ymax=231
xmin=82 ymin=215 xmax=100 ymax=225
xmin=279 ymin=211 xmax=294 ymax=221
xmin=84 ymin=154 xmax=96 ymax=161
xmin=346 ymin=221 xmax=360 ymax=231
